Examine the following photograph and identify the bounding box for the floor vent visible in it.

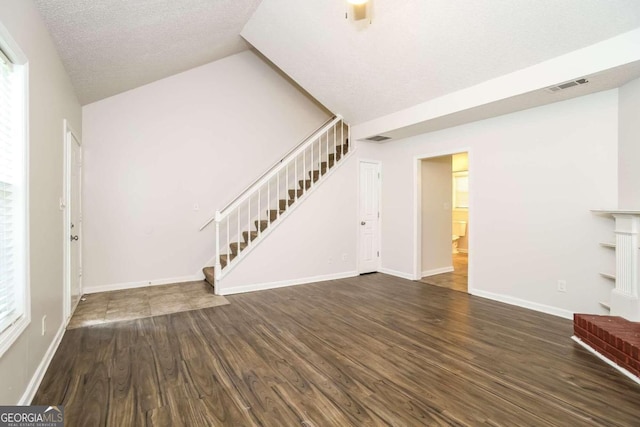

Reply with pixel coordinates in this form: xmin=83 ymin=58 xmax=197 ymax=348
xmin=546 ymin=78 xmax=589 ymax=93
xmin=365 ymin=135 xmax=391 ymax=142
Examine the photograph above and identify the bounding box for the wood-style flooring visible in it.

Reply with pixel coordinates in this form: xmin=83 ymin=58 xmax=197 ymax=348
xmin=34 ymin=273 xmax=640 ymax=426
xmin=421 ymin=252 xmax=468 ymax=293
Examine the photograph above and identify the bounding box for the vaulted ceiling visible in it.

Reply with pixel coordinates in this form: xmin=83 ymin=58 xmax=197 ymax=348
xmin=242 ymin=0 xmax=640 ymax=125
xmin=33 ymin=0 xmax=262 ymax=105
xmin=34 ymin=0 xmax=640 ymax=124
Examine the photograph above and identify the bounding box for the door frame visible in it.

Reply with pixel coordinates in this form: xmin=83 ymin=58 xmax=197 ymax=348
xmin=413 ymin=148 xmax=474 ymax=292
xmin=62 ymin=119 xmax=82 ymax=323
xmin=357 ymin=159 xmax=382 ymax=274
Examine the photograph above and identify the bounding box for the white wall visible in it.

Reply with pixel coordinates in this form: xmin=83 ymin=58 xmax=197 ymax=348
xmin=0 ymin=0 xmax=82 ymax=404
xmin=369 ymin=90 xmax=618 ymax=317
xmin=82 ymin=51 xmax=330 ymax=292
xmin=618 ymin=77 xmax=640 ymax=209
xmin=220 ymin=153 xmax=358 ymax=293
xmin=421 ymin=157 xmax=452 ymax=275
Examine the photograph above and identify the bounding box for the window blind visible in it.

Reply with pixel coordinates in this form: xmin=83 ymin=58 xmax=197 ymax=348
xmin=0 ymin=47 xmax=21 ymax=335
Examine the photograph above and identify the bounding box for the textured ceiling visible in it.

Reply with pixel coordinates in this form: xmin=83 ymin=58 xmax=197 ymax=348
xmin=242 ymin=0 xmax=640 ymax=125
xmin=34 ymin=0 xmax=263 ymax=105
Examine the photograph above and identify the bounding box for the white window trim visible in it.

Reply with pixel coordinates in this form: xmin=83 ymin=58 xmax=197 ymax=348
xmin=0 ymin=21 xmax=30 ymax=358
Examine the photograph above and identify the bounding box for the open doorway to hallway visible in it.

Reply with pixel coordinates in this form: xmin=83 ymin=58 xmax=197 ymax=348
xmin=418 ymin=152 xmax=469 ymax=293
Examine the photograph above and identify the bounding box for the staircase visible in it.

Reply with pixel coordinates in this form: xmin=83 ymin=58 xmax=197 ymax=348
xmin=200 ymin=116 xmax=351 ymax=292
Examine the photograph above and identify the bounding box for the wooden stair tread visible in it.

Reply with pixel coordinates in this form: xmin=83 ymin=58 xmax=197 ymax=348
xmin=203 ymin=266 xmax=215 ymax=289
xmin=229 ymin=241 xmax=248 ymax=254
xmin=242 ymin=230 xmax=258 ymax=243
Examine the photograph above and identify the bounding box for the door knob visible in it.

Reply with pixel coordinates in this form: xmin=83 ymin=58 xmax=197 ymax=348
xmin=360 ymin=221 xmax=366 ymax=225
xmin=70 ymin=235 xmax=79 ymax=241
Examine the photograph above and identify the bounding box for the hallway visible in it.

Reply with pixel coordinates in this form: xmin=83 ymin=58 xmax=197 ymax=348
xmin=420 ymin=252 xmax=468 ymax=292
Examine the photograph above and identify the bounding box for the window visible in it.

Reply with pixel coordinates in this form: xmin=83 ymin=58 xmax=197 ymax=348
xmin=0 ymin=29 xmax=28 ymax=356
xmin=453 ymin=171 xmax=468 ymax=209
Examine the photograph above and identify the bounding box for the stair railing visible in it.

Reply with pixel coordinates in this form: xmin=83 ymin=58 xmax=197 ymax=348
xmin=200 ymin=115 xmax=350 ymax=282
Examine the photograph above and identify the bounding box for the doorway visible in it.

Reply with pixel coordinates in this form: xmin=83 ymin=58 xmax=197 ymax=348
xmin=63 ymin=120 xmax=82 ymax=323
xmin=358 ymin=160 xmax=381 ymax=274
xmin=415 ymin=151 xmax=470 ymax=293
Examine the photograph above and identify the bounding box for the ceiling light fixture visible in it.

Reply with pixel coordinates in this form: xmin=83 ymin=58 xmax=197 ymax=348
xmin=346 ymin=0 xmax=371 ymax=23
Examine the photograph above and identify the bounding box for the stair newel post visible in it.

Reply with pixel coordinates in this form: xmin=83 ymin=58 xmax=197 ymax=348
xmin=214 ymin=210 xmax=222 ymax=280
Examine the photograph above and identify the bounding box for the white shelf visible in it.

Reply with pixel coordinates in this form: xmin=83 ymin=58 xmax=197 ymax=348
xmin=591 ymin=209 xmax=640 ymax=215
xmin=600 ymin=272 xmax=616 ymax=280
xmin=599 ymin=242 xmax=616 ymax=249
xmin=599 ymin=301 xmax=611 ymax=310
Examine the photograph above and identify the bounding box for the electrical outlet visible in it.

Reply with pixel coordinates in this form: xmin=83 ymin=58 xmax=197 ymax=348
xmin=341 ymin=253 xmax=347 ymax=262
xmin=193 ymin=203 xmax=200 ymax=211
xmin=41 ymin=315 xmax=47 ymax=335
xmin=557 ymin=280 xmax=567 ymax=292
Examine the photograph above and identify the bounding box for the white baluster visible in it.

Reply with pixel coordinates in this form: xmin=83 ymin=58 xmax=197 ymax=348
xmin=277 ymin=170 xmax=280 ymax=219
xmin=334 ymin=123 xmax=337 ymax=167
xmin=214 ymin=210 xmax=221 ymax=279
xmin=247 ymin=197 xmax=250 ymax=245
xmin=226 ymin=217 xmax=230 ymax=266
xmin=267 ymin=179 xmax=271 ymax=225
xmin=237 ymin=208 xmax=240 ymax=257
xmin=258 ymin=188 xmax=261 ymax=235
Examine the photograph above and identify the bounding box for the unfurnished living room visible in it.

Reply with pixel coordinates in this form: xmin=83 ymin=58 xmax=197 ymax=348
xmin=1 ymin=0 xmax=640 ymax=425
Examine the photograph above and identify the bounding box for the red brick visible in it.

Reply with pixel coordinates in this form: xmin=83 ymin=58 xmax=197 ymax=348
xmin=606 ymin=344 xmax=628 ymax=363
xmin=574 ymin=325 xmax=588 ymax=340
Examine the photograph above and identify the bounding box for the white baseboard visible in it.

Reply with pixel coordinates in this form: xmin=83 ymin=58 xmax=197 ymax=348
xmin=220 ymin=271 xmax=358 ymax=295
xmin=378 ymin=268 xmax=416 ymax=281
xmin=18 ymin=324 xmax=66 ymax=405
xmin=421 ymin=266 xmax=454 ymax=277
xmin=470 ymin=289 xmax=573 ymax=319
xmin=571 ymin=336 xmax=640 ymax=386
xmin=83 ymin=273 xmax=204 ymax=294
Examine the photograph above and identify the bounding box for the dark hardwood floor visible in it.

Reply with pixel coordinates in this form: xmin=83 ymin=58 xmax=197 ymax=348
xmin=421 ymin=253 xmax=468 ymax=293
xmin=34 ymin=273 xmax=640 ymax=426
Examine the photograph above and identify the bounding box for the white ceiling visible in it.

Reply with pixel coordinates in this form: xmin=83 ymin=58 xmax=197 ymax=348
xmin=242 ymin=0 xmax=640 ymax=125
xmin=34 ymin=0 xmax=263 ymax=105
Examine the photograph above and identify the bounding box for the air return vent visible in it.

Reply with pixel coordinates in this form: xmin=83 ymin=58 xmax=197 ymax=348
xmin=546 ymin=78 xmax=589 ymax=93
xmin=365 ymin=135 xmax=391 ymax=142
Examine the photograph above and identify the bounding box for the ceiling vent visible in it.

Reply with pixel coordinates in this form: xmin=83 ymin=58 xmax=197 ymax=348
xmin=546 ymin=78 xmax=589 ymax=93
xmin=365 ymin=135 xmax=391 ymax=142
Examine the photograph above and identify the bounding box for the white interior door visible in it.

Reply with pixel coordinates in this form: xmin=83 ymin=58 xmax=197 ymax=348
xmin=66 ymin=128 xmax=82 ymax=319
xmin=359 ymin=161 xmax=380 ymax=273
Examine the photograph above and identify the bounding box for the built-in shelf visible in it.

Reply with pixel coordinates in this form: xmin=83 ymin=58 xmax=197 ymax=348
xmin=591 ymin=209 xmax=640 ymax=320
xmin=599 ymin=301 xmax=611 ymax=310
